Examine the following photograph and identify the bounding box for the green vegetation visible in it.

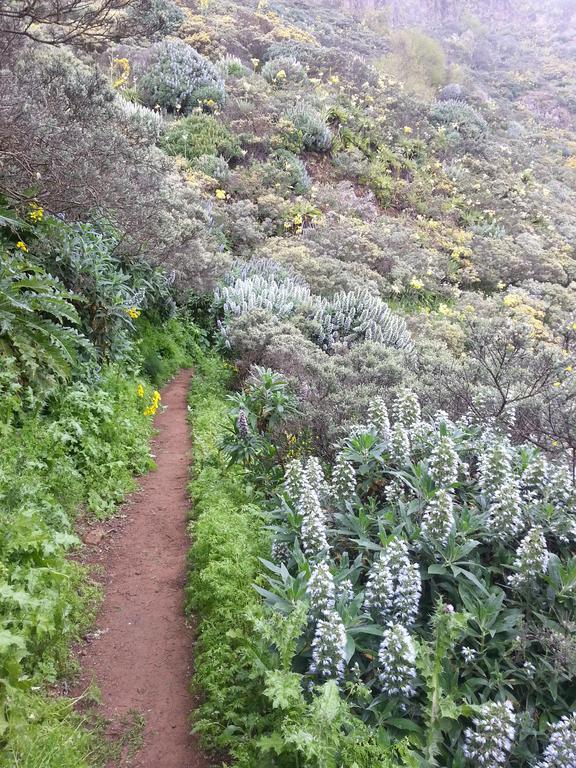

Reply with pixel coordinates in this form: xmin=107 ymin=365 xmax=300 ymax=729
xmin=3 ymin=0 xmax=576 ymax=765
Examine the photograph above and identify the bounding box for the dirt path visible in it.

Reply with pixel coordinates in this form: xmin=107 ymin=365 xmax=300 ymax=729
xmin=77 ymin=369 xmax=209 ymax=768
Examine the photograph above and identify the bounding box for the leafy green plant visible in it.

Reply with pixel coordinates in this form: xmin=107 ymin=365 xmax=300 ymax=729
xmin=160 ymin=114 xmax=242 ymax=161
xmin=0 ymin=253 xmax=85 ymax=390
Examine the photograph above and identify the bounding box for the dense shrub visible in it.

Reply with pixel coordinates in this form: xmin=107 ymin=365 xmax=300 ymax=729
xmin=285 ymin=104 xmax=333 ymax=152
xmin=311 ymin=290 xmax=414 ymax=353
xmin=116 ymin=97 xmax=165 ymax=143
xmin=192 ymin=153 xmax=231 ymax=182
xmin=261 ymin=55 xmax=308 ymax=87
xmin=216 ymin=54 xmax=247 ymax=77
xmin=137 ymin=40 xmax=225 ymax=113
xmin=430 ymin=99 xmax=488 ymax=152
xmin=131 ymin=0 xmax=184 ymax=41
xmin=160 ymin=113 xmax=242 ymax=160
xmin=384 ymin=29 xmax=448 ymax=95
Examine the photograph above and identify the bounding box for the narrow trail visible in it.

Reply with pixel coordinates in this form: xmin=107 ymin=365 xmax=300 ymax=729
xmin=76 ymin=369 xmax=210 ymax=768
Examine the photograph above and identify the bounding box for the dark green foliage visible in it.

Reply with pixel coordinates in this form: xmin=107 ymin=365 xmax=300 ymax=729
xmin=161 ymin=114 xmax=243 ymax=161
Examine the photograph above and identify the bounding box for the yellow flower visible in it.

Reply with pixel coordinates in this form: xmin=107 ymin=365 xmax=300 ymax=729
xmin=553 ymin=381 xmax=561 ymax=388
xmin=29 ymin=203 xmax=44 ymax=222
xmin=551 ymin=440 xmax=559 ymax=447
xmin=572 ymin=323 xmax=576 ymax=331
xmin=566 ymin=365 xmax=573 ymax=373
xmin=215 ymin=189 xmax=227 ymax=200
xmin=496 ymin=281 xmax=506 ymax=290
xmin=329 ymin=74 xmax=340 ymax=84
xmin=403 ymin=126 xmax=413 ymax=134
xmin=410 ymin=277 xmax=424 ymax=290
xmin=137 ymin=384 xmax=145 ymax=398
xmin=126 ymin=307 xmax=141 ymax=319
xmin=16 ymin=241 xmax=28 ymax=252
xmin=275 ymin=69 xmax=287 ymax=81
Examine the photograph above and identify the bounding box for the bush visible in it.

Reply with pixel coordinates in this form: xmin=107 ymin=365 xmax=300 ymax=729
xmin=160 ymin=113 xmax=242 ymax=160
xmin=286 ymin=104 xmax=333 ymax=152
xmin=192 ymin=153 xmax=231 ymax=182
xmin=311 ymin=290 xmax=414 ymax=354
xmin=137 ymin=40 xmax=225 ymax=114
xmin=267 ymin=149 xmax=311 ymax=195
xmin=261 ymin=55 xmax=308 ymax=87
xmin=216 ymin=54 xmax=247 ymax=78
xmin=129 ymin=0 xmax=184 ymax=41
xmin=430 ymin=99 xmax=488 ymax=152
xmin=384 ymin=29 xmax=447 ymax=96
xmin=116 ymin=97 xmax=165 ymax=143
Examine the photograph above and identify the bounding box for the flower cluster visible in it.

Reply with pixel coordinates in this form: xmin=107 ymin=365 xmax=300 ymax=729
xmin=392 ymin=389 xmax=422 ymax=428
xmin=237 ymin=410 xmax=250 ymax=439
xmin=479 ymin=438 xmax=514 ymax=500
xmin=429 ymin=434 xmax=460 ymax=487
xmin=489 ymin=475 xmax=524 ymax=540
xmin=364 ymin=538 xmax=421 ymax=628
xmin=390 ymin=422 xmax=411 ymax=465
xmin=331 ymin=453 xmax=356 ymax=504
xmin=298 ymin=480 xmax=328 ymax=556
xmin=378 ymin=624 xmax=417 ymax=697
xmin=309 ymin=609 xmax=347 ymax=681
xmin=507 ymin=526 xmax=549 ymax=589
xmin=367 ymin=397 xmax=391 ymax=443
xmin=307 ymin=560 xmax=335 ymax=618
xmin=536 ymin=713 xmax=576 ymax=768
xmin=463 ymin=701 xmax=516 ymax=767
xmin=28 ymin=202 xmax=44 ymax=222
xmin=421 ymin=488 xmax=455 ymax=548
xmin=284 ymin=458 xmax=304 ymax=502
xmin=305 ymin=456 xmax=331 ymax=501
xmin=144 ymin=389 xmax=161 ymax=417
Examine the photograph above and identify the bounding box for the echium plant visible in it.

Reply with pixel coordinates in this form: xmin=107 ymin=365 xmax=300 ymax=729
xmin=507 ymin=526 xmax=549 ymax=589
xmin=390 ymin=422 xmax=411 ymax=465
xmin=307 ymin=560 xmax=336 ymax=619
xmin=536 ymin=713 xmax=576 ymax=768
xmin=462 ymin=700 xmax=517 ymax=768
xmin=284 ymin=458 xmax=304 ymax=503
xmin=392 ymin=389 xmax=421 ymax=428
xmin=363 ymin=538 xmax=421 ymax=628
xmin=520 ymin=447 xmax=549 ymax=502
xmin=367 ymin=396 xmax=391 ymax=443
xmin=489 ymin=474 xmax=524 ymax=540
xmin=305 ymin=456 xmax=331 ymax=501
xmin=331 ymin=452 xmax=356 ymax=505
xmin=309 ymin=609 xmax=347 ymax=682
xmin=429 ymin=434 xmax=460 ymax=487
xmin=378 ymin=624 xmax=417 ymax=697
xmin=298 ymin=479 xmax=329 ymax=556
xmin=479 ymin=437 xmax=514 ymax=500
xmin=421 ymin=489 xmax=455 ymax=549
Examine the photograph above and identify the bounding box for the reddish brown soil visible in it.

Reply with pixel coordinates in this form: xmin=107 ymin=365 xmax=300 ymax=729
xmin=76 ymin=369 xmax=210 ymax=768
